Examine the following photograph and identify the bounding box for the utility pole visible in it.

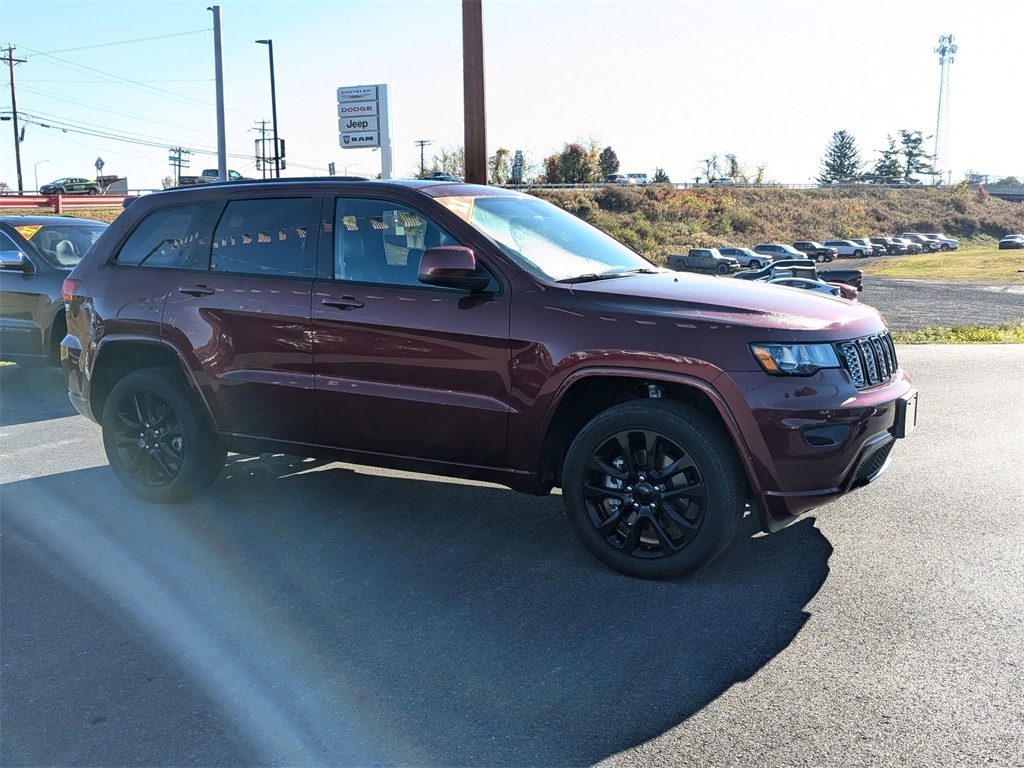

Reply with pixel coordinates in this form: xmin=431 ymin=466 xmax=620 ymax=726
xmin=209 ymin=5 xmax=227 ymax=182
xmin=2 ymin=46 xmax=27 ymax=193
xmin=462 ymin=0 xmax=486 ymax=185
xmin=168 ymin=147 xmax=190 ymax=184
xmin=415 ymin=139 xmax=431 ymax=176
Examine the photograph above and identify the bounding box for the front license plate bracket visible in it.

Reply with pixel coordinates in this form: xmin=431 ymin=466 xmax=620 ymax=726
xmin=893 ymin=390 xmax=918 ymax=438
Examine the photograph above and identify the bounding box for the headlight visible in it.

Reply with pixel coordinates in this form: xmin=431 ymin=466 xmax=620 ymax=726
xmin=750 ymin=343 xmax=840 ymax=376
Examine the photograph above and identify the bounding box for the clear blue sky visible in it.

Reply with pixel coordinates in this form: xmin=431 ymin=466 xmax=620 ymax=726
xmin=2 ymin=0 xmax=1021 ymax=190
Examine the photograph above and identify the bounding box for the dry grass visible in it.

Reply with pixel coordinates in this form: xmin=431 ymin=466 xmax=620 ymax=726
xmin=863 ymin=249 xmax=1024 ymax=282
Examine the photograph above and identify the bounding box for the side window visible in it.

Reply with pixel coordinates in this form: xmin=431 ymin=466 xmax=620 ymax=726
xmin=210 ymin=197 xmax=315 ymax=277
xmin=115 ymin=203 xmax=214 ymax=268
xmin=333 ymin=198 xmax=464 ymax=288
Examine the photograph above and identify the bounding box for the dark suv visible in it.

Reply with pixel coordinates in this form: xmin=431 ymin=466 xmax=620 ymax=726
xmin=791 ymin=241 xmax=838 ymax=263
xmin=62 ymin=179 xmax=918 ymax=579
xmin=1 ymin=215 xmax=108 ymax=365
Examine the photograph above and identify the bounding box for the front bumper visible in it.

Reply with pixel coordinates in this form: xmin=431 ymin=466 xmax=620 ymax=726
xmin=716 ymin=368 xmax=916 ymax=531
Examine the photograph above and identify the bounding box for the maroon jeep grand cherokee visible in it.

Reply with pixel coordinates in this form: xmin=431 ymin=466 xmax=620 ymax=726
xmin=61 ymin=180 xmax=917 ymax=578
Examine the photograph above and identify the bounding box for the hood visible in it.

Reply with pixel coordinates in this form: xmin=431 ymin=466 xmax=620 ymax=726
xmin=569 ymin=271 xmax=886 ymax=335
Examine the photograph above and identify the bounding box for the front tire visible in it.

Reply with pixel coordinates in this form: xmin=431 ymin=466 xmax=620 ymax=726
xmin=853 ymin=250 xmax=864 ymax=257
xmin=748 ymin=259 xmax=763 ymax=269
xmin=562 ymin=400 xmax=746 ymax=579
xmin=88 ymin=187 xmax=100 ymax=195
xmin=101 ymin=367 xmax=226 ymax=503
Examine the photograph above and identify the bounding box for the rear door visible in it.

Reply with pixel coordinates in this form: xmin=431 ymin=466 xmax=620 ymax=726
xmin=311 ymin=193 xmax=512 ymax=466
xmin=160 ymin=193 xmax=320 ymax=443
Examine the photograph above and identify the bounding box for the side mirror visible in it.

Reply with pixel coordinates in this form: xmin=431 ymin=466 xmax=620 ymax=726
xmin=0 ymin=250 xmax=29 ymax=272
xmin=419 ymin=246 xmax=491 ymax=292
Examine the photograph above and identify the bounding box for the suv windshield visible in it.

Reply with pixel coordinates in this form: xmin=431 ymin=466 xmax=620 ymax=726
xmin=12 ymin=220 xmax=108 ymax=268
xmin=441 ymin=194 xmax=657 ymax=282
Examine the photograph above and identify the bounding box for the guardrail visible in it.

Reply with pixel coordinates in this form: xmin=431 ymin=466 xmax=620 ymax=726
xmin=0 ymin=194 xmax=132 ymax=213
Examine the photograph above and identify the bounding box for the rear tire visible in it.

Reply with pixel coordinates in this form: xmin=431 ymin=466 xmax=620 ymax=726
xmin=561 ymin=400 xmax=746 ymax=579
xmin=101 ymin=367 xmax=225 ymax=503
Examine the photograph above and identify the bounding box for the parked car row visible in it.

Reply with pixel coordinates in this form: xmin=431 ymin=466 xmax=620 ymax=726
xmin=603 ymin=173 xmax=649 ymax=186
xmin=734 ymin=259 xmax=863 ymax=300
xmin=899 ymin=232 xmax=959 ymax=252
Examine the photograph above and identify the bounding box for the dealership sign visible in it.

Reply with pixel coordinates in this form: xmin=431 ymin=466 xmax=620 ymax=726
xmin=336 ymin=83 xmax=393 ymax=178
xmin=338 ymin=86 xmax=384 ymax=150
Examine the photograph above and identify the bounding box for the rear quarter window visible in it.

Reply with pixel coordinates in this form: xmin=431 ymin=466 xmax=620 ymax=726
xmin=115 ymin=203 xmax=215 ymax=268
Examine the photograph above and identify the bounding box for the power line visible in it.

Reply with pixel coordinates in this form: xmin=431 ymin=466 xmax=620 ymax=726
xmin=37 ymin=30 xmax=210 ymax=56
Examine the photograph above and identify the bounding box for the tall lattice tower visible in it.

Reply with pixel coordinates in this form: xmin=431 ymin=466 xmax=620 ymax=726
xmin=933 ymin=34 xmax=957 ymax=184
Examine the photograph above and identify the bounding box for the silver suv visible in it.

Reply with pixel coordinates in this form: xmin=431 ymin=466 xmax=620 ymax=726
xmin=898 ymin=233 xmax=942 ymax=252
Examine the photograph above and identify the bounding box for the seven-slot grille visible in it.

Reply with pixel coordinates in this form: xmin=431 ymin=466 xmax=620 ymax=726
xmin=836 ymin=331 xmax=899 ymax=389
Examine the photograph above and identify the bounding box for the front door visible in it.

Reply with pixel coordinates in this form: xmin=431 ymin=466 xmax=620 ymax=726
xmin=311 ymin=195 xmax=511 ymax=467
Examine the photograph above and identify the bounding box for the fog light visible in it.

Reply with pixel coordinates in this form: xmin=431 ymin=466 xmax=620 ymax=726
xmin=802 ymin=423 xmax=852 ymax=448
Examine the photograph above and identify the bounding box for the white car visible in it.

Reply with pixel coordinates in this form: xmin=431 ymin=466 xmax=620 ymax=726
xmin=823 ymin=239 xmax=871 ymax=258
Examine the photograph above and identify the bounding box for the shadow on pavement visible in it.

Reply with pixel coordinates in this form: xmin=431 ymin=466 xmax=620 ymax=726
xmin=0 ymin=364 xmax=76 ymax=427
xmin=1 ymin=456 xmax=832 ymax=766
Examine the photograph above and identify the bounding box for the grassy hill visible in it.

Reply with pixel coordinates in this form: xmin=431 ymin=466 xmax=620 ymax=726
xmin=531 ymin=184 xmax=1024 ymax=263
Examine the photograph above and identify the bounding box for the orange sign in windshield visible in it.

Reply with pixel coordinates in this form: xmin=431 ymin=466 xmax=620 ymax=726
xmin=436 ymin=196 xmax=476 ymax=223
xmin=14 ymin=225 xmax=42 ymax=240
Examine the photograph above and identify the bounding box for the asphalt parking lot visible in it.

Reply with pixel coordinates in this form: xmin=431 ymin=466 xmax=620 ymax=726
xmin=832 ymin=254 xmax=1024 ymax=332
xmin=1 ymin=342 xmax=1022 ymax=766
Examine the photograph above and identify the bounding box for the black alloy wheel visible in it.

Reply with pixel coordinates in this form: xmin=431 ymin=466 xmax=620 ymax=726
xmin=102 ymin=367 xmax=225 ymax=503
xmin=562 ymin=400 xmax=745 ymax=579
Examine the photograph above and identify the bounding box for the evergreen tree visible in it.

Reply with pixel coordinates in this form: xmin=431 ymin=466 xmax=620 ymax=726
xmin=597 ymin=146 xmax=620 ymax=178
xmin=871 ymin=136 xmax=903 ymax=181
xmin=652 ymin=167 xmax=670 ymax=183
xmin=899 ymin=129 xmax=935 ymax=182
xmin=818 ymin=130 xmax=864 ymax=184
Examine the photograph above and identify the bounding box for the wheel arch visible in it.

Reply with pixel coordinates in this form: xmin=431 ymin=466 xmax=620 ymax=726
xmin=536 ymin=370 xmax=753 ymax=495
xmin=89 ymin=337 xmax=213 ymax=428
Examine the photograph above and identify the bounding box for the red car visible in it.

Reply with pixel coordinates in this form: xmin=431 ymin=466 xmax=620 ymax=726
xmin=62 ymin=179 xmax=917 ymax=579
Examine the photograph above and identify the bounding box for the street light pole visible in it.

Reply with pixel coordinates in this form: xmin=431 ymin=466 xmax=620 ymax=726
xmin=255 ymin=39 xmax=280 ymax=178
xmin=34 ymin=159 xmax=49 ymax=191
